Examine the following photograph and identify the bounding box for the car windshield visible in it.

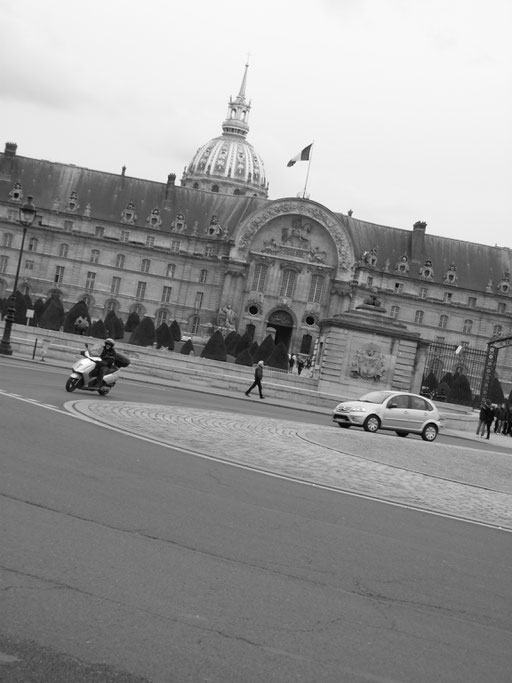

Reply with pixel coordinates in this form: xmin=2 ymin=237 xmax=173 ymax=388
xmin=358 ymin=391 xmax=394 ymax=404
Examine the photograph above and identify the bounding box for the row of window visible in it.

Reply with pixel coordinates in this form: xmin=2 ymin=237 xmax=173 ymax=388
xmin=252 ymin=264 xmax=325 ymax=303
xmin=386 ymin=280 xmax=504 ymax=311
xmin=390 ymin=305 xmax=504 ymax=336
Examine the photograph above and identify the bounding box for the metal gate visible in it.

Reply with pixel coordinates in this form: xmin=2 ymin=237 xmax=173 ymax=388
xmin=422 ymin=341 xmax=487 ymax=398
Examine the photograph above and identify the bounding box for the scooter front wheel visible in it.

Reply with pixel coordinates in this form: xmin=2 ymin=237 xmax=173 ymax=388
xmin=65 ymin=376 xmax=81 ymax=392
xmin=98 ymin=385 xmax=110 ymax=396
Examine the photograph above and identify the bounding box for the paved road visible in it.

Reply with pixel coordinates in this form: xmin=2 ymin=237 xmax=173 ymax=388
xmin=67 ymin=398 xmax=512 ymax=531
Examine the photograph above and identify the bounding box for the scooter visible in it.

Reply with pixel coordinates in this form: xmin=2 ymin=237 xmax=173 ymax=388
xmin=65 ymin=344 xmax=130 ymax=396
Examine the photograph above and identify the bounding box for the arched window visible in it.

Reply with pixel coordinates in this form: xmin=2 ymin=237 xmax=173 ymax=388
xmin=59 ymin=243 xmax=69 ymax=258
xmin=439 ymin=314 xmax=448 ymax=329
xmin=414 ymin=310 xmax=424 ymax=324
xmin=252 ymin=263 xmax=267 ymax=293
xmin=280 ymin=269 xmax=297 ymax=298
xmin=191 ymin=315 xmax=200 ymax=334
xmin=141 ymin=258 xmax=151 ymax=273
xmin=106 ymin=300 xmax=117 ymax=312
xmin=463 ymin=319 xmax=473 ymax=334
xmin=3 ymin=233 xmax=13 ymax=248
xmin=90 ymin=249 xmax=100 ymax=264
xmin=390 ymin=305 xmax=400 ymax=320
xmin=308 ymin=274 xmax=324 ymax=303
xmin=212 ymin=185 xmax=219 ymax=193
xmin=156 ymin=309 xmax=169 ymax=327
xmin=115 ymin=254 xmax=125 ymax=269
xmin=193 ymin=183 xmax=199 ymax=189
xmin=233 ymin=189 xmax=241 ymax=195
xmin=28 ymin=238 xmax=38 ymax=252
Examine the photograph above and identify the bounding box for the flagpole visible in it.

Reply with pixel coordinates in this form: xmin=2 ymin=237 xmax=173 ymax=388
xmin=302 ymin=141 xmax=314 ymax=199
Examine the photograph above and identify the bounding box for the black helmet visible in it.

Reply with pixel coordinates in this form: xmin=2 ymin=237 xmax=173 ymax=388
xmin=104 ymin=338 xmax=115 ymax=347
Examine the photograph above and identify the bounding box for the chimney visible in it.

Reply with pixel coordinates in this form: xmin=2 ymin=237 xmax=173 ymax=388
xmin=121 ymin=165 xmax=126 ymax=176
xmin=165 ymin=172 xmax=176 ymax=199
xmin=412 ymin=220 xmax=427 ymax=261
xmin=4 ymin=142 xmax=17 ymax=157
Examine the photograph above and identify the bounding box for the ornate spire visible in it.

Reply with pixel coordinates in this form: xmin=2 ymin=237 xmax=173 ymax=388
xmin=222 ymin=63 xmax=251 ymax=138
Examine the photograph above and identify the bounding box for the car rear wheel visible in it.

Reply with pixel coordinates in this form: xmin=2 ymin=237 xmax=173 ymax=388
xmin=395 ymin=431 xmax=409 ymax=437
xmin=363 ymin=415 xmax=380 ymax=433
xmin=421 ymin=424 xmax=438 ymax=442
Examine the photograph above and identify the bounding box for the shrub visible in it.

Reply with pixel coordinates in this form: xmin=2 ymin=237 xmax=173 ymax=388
xmin=225 ymin=331 xmax=240 ymax=355
xmin=267 ymin=341 xmax=289 ymax=370
xmin=38 ymin=295 xmax=65 ymax=330
xmin=447 ymin=372 xmax=472 ymax=405
xmin=63 ymin=300 xmax=91 ymax=334
xmin=249 ymin=341 xmax=259 ymax=358
xmin=201 ymin=329 xmax=227 ymax=361
xmin=489 ymin=375 xmax=505 ymax=404
xmin=89 ymin=319 xmax=107 ymax=339
xmin=422 ymin=371 xmax=438 ymax=392
xmin=180 ymin=339 xmax=194 ymax=355
xmin=170 ymin=319 xmax=181 ymax=341
xmin=254 ymin=334 xmax=275 ymax=363
xmin=129 ymin=316 xmax=156 ymax=346
xmin=234 ymin=332 xmax=251 ymax=356
xmin=235 ymin=347 xmax=254 ymax=366
xmin=156 ymin=322 xmax=172 ymax=349
xmin=125 ymin=311 xmax=140 ymax=333
xmin=33 ymin=298 xmax=45 ymax=326
xmin=440 ymin=372 xmax=453 ymax=387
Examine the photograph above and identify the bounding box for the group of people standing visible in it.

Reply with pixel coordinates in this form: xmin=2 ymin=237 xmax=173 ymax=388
xmin=476 ymin=400 xmax=512 ymax=438
xmin=288 ymin=353 xmax=313 ymax=376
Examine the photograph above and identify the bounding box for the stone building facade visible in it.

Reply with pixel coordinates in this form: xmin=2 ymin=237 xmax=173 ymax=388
xmin=1 ymin=67 xmax=511 ymax=397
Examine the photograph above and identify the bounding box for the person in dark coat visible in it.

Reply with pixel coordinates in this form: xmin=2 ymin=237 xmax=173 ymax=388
xmin=245 ymin=360 xmax=265 ymax=399
xmin=95 ymin=338 xmax=117 ymax=386
xmin=478 ymin=400 xmax=494 ymax=439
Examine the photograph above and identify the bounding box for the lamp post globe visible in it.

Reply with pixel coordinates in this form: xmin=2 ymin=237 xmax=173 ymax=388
xmin=0 ymin=196 xmax=37 ymax=356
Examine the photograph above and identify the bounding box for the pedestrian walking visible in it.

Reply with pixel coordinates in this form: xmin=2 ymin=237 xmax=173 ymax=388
xmin=245 ymin=360 xmax=265 ymax=399
xmin=477 ymin=400 xmax=494 ymax=439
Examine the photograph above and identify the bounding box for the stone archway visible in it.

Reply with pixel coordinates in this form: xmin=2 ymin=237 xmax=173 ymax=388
xmin=267 ymin=309 xmax=294 ymax=349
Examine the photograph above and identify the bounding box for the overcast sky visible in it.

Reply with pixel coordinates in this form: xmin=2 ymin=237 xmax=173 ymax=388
xmin=2 ymin=0 xmax=510 ymax=247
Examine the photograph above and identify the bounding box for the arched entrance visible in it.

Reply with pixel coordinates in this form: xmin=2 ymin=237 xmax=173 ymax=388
xmin=267 ymin=309 xmax=294 ymax=349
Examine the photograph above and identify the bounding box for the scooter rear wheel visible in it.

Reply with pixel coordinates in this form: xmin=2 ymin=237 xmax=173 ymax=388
xmin=65 ymin=377 xmax=81 ymax=392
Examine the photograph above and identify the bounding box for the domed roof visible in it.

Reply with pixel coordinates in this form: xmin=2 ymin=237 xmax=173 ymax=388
xmin=181 ymin=65 xmax=268 ymax=198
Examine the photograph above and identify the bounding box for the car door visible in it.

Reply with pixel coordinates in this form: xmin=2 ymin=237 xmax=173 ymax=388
xmin=383 ymin=394 xmax=410 ymax=430
xmin=407 ymin=395 xmax=432 ymax=431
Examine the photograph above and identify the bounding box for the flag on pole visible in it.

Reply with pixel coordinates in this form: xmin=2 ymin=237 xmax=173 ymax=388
xmin=287 ymin=143 xmax=313 ymax=167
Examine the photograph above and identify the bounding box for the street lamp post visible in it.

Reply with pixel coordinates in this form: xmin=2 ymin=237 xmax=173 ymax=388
xmin=0 ymin=196 xmax=37 ymax=356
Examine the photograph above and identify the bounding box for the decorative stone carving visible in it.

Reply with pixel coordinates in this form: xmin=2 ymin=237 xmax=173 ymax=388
xmin=359 ymin=247 xmax=378 ymax=267
xmin=419 ymin=259 xmax=434 ymax=280
xmin=497 ymin=272 xmax=510 ymax=294
xmin=237 ymin=200 xmax=352 ymax=270
xmin=83 ymin=203 xmax=92 ymax=218
xmin=65 ymin=190 xmax=80 ymax=213
xmin=8 ymin=182 xmax=23 ymax=202
xmin=121 ymin=202 xmax=137 ymax=224
xmin=350 ymin=343 xmax=385 ymax=381
xmin=146 ymin=208 xmax=162 ymax=228
xmin=443 ymin=262 xmax=457 ymax=284
xmin=395 ymin=254 xmax=409 ymax=274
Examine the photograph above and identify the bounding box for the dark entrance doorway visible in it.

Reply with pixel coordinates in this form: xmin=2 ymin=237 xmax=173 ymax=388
xmin=267 ymin=309 xmax=293 ymax=349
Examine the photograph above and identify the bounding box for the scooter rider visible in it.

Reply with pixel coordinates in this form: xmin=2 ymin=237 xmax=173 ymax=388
xmin=95 ymin=338 xmax=117 ymax=386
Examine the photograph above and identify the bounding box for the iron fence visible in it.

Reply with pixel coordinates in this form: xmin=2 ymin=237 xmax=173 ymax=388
xmin=422 ymin=341 xmax=487 ymax=401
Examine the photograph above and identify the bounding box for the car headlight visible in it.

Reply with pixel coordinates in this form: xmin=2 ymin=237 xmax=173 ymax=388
xmin=347 ymin=406 xmax=368 ymax=413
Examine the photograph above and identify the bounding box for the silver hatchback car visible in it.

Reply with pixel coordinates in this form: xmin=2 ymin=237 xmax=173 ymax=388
xmin=332 ymin=390 xmax=441 ymax=441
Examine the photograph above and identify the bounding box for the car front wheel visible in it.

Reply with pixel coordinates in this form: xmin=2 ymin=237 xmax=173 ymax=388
xmin=363 ymin=415 xmax=380 ymax=433
xmin=421 ymin=424 xmax=438 ymax=442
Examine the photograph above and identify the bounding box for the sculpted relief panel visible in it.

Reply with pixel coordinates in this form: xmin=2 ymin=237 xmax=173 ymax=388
xmin=236 ymin=201 xmax=352 ymax=271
